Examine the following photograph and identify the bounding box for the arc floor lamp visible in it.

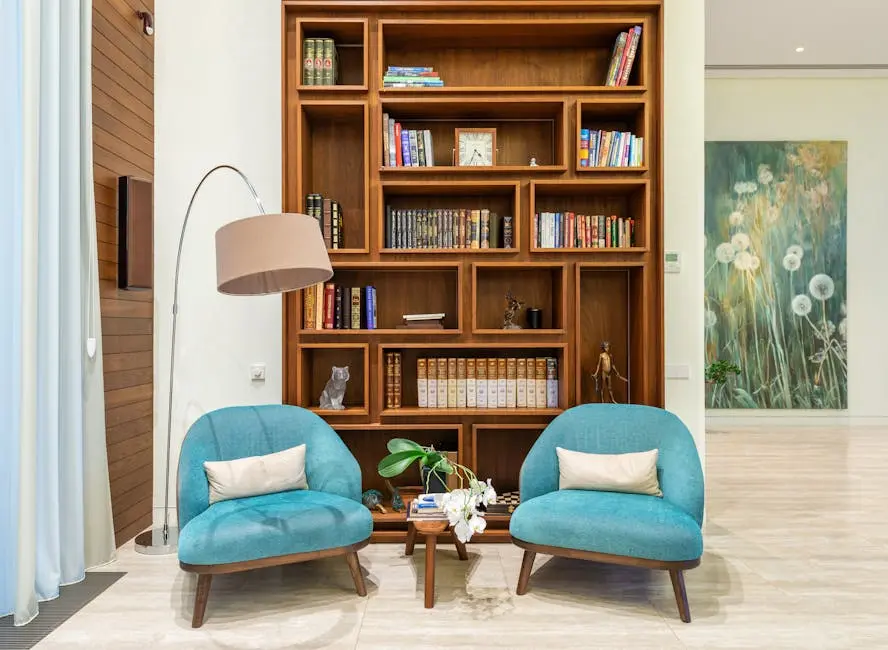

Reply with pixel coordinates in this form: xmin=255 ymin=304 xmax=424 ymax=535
xmin=134 ymin=164 xmax=333 ymax=555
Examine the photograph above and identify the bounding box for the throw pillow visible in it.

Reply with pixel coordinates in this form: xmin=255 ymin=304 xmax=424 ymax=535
xmin=556 ymin=447 xmax=662 ymax=496
xmin=204 ymin=444 xmax=308 ymax=505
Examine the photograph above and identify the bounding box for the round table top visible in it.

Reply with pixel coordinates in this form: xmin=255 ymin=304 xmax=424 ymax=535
xmin=411 ymin=519 xmax=448 ymax=534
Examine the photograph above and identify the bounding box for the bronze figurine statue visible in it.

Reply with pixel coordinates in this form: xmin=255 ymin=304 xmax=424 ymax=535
xmin=591 ymin=341 xmax=628 ymax=403
xmin=503 ymin=290 xmax=524 ymax=330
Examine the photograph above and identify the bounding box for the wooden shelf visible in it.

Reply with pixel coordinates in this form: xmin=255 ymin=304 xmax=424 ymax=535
xmin=379 ymin=165 xmax=567 ymax=175
xmin=296 ymin=85 xmax=368 ymax=93
xmin=310 ymin=407 xmax=369 ymax=417
xmin=296 ymin=343 xmax=370 ymax=414
xmin=472 ymin=423 xmax=547 ymax=495
xmin=531 ymin=247 xmax=647 ymax=254
xmin=291 ymin=17 xmax=368 ymax=89
xmin=380 ymin=86 xmax=647 ymax=95
xmin=472 ymin=262 xmax=567 ymax=333
xmin=577 ymin=166 xmax=649 ymax=173
xmin=382 ymin=408 xmax=563 ymax=417
xmin=301 ymin=328 xmax=459 ymax=336
xmin=380 ymin=248 xmax=517 ymax=255
xmin=576 ymin=99 xmax=649 ymax=172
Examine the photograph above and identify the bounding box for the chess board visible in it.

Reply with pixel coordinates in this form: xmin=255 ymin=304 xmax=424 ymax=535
xmin=499 ymin=491 xmax=521 ymax=512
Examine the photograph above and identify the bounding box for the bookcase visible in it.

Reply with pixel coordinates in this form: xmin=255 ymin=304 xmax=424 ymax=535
xmin=283 ymin=0 xmax=663 ymax=542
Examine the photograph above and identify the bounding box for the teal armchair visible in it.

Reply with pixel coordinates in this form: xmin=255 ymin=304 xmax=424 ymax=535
xmin=177 ymin=405 xmax=372 ymax=627
xmin=509 ymin=404 xmax=704 ymax=622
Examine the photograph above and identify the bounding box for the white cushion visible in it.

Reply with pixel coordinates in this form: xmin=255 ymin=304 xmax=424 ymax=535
xmin=556 ymin=447 xmax=662 ymax=497
xmin=203 ymin=444 xmax=308 ymax=505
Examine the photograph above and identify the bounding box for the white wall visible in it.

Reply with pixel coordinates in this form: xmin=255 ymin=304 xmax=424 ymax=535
xmin=152 ymin=1 xmax=707 ymax=514
xmin=705 ymin=77 xmax=888 ymax=426
xmin=153 ymin=0 xmax=283 ymax=519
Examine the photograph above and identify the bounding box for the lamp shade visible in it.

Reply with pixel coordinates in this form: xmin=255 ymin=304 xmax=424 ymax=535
xmin=215 ymin=212 xmax=333 ymax=295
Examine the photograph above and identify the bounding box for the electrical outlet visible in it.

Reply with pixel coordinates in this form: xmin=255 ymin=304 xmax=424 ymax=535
xmin=250 ymin=363 xmax=266 ymax=382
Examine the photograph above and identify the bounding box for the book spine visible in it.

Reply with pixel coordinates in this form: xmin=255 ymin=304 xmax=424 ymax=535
xmin=496 ymin=358 xmax=507 ymax=408
xmin=393 ymin=121 xmax=402 ymax=167
xmin=423 ymin=130 xmax=434 ymax=166
xmin=457 ymin=358 xmax=467 ymax=408
xmin=459 ymin=210 xmax=467 ymax=249
xmin=386 ymin=353 xmax=394 ymax=409
xmin=315 ymin=283 xmax=323 ymax=329
xmin=471 ymin=210 xmax=480 ymax=249
xmin=568 ymin=211 xmax=575 ymax=248
xmin=407 ymin=209 xmax=415 ymax=249
xmin=417 ymin=358 xmax=428 ymax=408
xmin=322 ymin=39 xmax=334 ymax=86
xmin=437 ymin=209 xmax=444 ymax=248
xmin=393 ymin=353 xmax=402 ymax=409
xmin=302 ymin=38 xmax=315 ymax=85
xmin=386 ymin=66 xmax=434 ymax=72
xmin=331 ymin=201 xmax=340 ymax=249
xmin=516 ymin=358 xmax=527 ymax=407
xmin=546 ymin=357 xmax=558 ymax=408
xmin=323 ymin=283 xmax=335 ymax=329
xmin=364 ymin=286 xmax=372 ymax=329
xmin=476 ymin=358 xmax=488 ymax=408
xmin=322 ymin=198 xmax=333 ymax=249
xmin=506 ymin=358 xmax=517 ymax=408
xmin=334 ymin=285 xmax=344 ymax=329
xmin=587 ymin=214 xmax=593 ymax=249
xmin=579 ymin=128 xmax=590 ymax=167
xmin=487 ymin=358 xmax=498 ymax=408
xmin=535 ymin=358 xmax=547 ymax=407
xmin=525 ymin=357 xmax=536 ymax=408
xmin=480 ymin=209 xmax=490 ymax=249
xmin=313 ymin=41 xmax=323 ymax=85
xmin=409 ymin=131 xmax=420 ymax=168
xmin=436 ymin=359 xmax=447 ymax=408
xmin=447 ymin=358 xmax=457 ymax=408
xmin=371 ymin=286 xmax=377 ymax=328
xmin=303 ymin=285 xmax=315 ymax=330
xmin=417 ymin=130 xmax=427 ymax=166
xmin=466 ymin=358 xmax=476 ymax=408
xmin=619 ymin=26 xmax=642 ymax=86
xmin=400 ymin=129 xmax=411 ymax=167
xmin=382 ymin=113 xmax=391 ymax=167
xmin=606 ymin=32 xmax=627 ymax=86
xmin=426 ymin=357 xmax=437 ymax=408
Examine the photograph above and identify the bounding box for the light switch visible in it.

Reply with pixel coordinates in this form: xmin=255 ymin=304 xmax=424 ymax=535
xmin=250 ymin=363 xmax=266 ymax=382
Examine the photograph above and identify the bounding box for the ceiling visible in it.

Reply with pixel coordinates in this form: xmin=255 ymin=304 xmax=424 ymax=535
xmin=706 ymin=0 xmax=888 ymax=68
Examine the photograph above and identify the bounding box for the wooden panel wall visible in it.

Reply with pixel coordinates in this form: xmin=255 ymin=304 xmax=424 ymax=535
xmin=92 ymin=0 xmax=155 ymax=547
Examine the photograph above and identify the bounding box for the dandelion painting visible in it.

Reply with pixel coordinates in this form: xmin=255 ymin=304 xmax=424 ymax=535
xmin=705 ymin=141 xmax=847 ymax=409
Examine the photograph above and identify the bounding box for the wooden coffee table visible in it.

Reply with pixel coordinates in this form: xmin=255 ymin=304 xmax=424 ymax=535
xmin=405 ymin=519 xmax=468 ymax=608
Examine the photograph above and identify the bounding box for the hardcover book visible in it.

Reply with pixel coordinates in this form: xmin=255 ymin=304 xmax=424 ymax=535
xmin=506 ymin=358 xmax=517 ymax=408
xmin=393 ymin=352 xmax=402 ymax=408
xmin=516 ymin=358 xmax=527 ymax=407
xmin=487 ymin=358 xmax=498 ymax=408
xmin=526 ymin=357 xmax=536 ymax=408
xmin=456 ymin=358 xmax=467 ymax=408
xmin=447 ymin=358 xmax=457 ymax=408
xmin=535 ymin=358 xmax=547 ymax=408
xmin=322 ymin=38 xmax=334 ymax=85
xmin=436 ymin=359 xmax=447 ymax=408
xmin=302 ymin=38 xmax=315 ymax=85
xmin=426 ymin=357 xmax=437 ymax=408
xmin=546 ymin=357 xmax=558 ymax=408
xmin=466 ymin=358 xmax=476 ymax=408
xmin=350 ymin=287 xmax=361 ymax=330
xmin=503 ymin=215 xmax=513 ymax=248
xmin=476 ymin=357 xmax=488 ymax=408
xmin=480 ymin=209 xmax=490 ymax=249
xmin=385 ymin=352 xmax=394 ymax=409
xmin=496 ymin=358 xmax=507 ymax=408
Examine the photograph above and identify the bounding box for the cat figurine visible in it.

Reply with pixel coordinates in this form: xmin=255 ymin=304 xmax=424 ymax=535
xmin=319 ymin=365 xmax=349 ymax=410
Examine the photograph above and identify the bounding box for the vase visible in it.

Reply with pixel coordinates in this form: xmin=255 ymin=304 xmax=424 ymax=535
xmin=420 ymin=465 xmax=448 ymax=494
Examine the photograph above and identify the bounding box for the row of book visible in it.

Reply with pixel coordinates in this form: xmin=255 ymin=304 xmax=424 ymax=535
xmin=416 ymin=357 xmax=559 ymax=410
xmin=384 ymin=207 xmax=513 ymax=250
xmin=383 ymin=65 xmax=443 ymax=88
xmin=534 ymin=212 xmax=636 ymax=249
xmin=302 ymin=38 xmax=339 ymax=86
xmin=579 ymin=130 xmax=644 ymax=168
xmin=303 ymin=283 xmax=378 ymax=330
xmin=382 ymin=115 xmax=435 ymax=167
xmin=384 ymin=352 xmax=402 ymax=409
xmin=604 ymin=26 xmax=642 ymax=87
xmin=305 ymin=194 xmax=345 ymax=249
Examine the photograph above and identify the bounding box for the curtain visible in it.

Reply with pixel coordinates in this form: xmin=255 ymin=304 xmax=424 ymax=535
xmin=1 ymin=0 xmax=116 ymax=625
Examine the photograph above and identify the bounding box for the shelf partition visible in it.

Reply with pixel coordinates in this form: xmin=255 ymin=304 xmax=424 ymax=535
xmin=296 ymin=343 xmax=370 ymax=416
xmin=472 ymin=262 xmax=566 ymax=334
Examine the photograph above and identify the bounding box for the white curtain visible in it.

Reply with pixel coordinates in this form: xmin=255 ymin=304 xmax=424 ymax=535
xmin=1 ymin=0 xmax=116 ymax=625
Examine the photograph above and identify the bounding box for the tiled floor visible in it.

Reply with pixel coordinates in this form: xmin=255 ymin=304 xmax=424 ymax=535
xmin=37 ymin=427 xmax=888 ymax=648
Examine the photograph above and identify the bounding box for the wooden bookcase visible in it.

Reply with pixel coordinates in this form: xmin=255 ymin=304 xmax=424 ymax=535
xmin=282 ymin=0 xmax=663 ymax=543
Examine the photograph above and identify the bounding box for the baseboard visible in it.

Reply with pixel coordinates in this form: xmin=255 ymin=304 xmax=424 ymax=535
xmin=706 ymin=411 xmax=888 ymax=429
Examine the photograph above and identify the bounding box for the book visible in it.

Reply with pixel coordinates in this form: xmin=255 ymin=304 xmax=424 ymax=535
xmin=321 ymin=198 xmax=333 ymax=249
xmin=579 ymin=128 xmax=590 ymax=167
xmin=546 ymin=357 xmax=558 ymax=408
xmin=436 ymin=359 xmax=447 ymax=408
xmin=516 ymin=358 xmax=527 ymax=407
xmin=303 ymin=284 xmax=316 ymax=330
xmin=313 ymin=40 xmax=323 ymax=86
xmin=480 ymin=209 xmax=490 ymax=248
xmin=618 ymin=26 xmax=642 ymax=87
xmin=401 ymin=129 xmax=412 ymax=167
xmin=350 ymin=287 xmax=361 ymax=329
xmin=496 ymin=358 xmax=507 ymax=408
xmin=447 ymin=358 xmax=457 ymax=408
xmin=506 ymin=358 xmax=517 ymax=408
xmin=476 ymin=357 xmax=488 ymax=408
xmin=466 ymin=358 xmax=477 ymax=408
xmin=456 ymin=358 xmax=467 ymax=408
xmin=487 ymin=358 xmax=498 ymax=408
xmin=426 ymin=356 xmax=437 ymax=408
xmin=470 ymin=210 xmax=481 ymax=249
xmin=605 ymin=32 xmax=628 ymax=86
xmin=385 ymin=352 xmax=394 ymax=409
xmin=393 ymin=353 xmax=402 ymax=408
xmin=417 ymin=130 xmax=427 ymax=166
xmin=393 ymin=121 xmax=401 ymax=167
xmin=323 ymin=283 xmax=335 ymax=329
xmin=535 ymin=358 xmax=547 ymax=408
xmin=423 ymin=130 xmax=434 ymax=166
xmin=403 ymin=312 xmax=446 ymax=322
xmin=409 ymin=131 xmax=420 ymax=168
xmin=526 ymin=357 xmax=536 ymax=408
xmin=302 ymin=38 xmax=315 ymax=85
xmin=382 ymin=113 xmax=391 ymax=167
xmin=322 ymin=38 xmax=334 ymax=85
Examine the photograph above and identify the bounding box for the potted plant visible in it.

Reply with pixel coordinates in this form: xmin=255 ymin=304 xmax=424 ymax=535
xmin=705 ymin=360 xmax=741 ymax=407
xmin=377 ymin=438 xmax=496 ymax=542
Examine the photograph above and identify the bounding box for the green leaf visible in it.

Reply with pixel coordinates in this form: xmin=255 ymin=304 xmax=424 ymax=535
xmin=378 ymin=450 xmax=425 ymax=478
xmin=386 ymin=438 xmax=424 ymax=454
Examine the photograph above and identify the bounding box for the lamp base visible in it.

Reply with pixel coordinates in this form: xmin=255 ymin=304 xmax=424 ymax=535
xmin=134 ymin=526 xmax=179 ymax=555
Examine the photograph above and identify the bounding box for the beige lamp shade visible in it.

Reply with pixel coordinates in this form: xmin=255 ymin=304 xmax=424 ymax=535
xmin=215 ymin=212 xmax=333 ymax=295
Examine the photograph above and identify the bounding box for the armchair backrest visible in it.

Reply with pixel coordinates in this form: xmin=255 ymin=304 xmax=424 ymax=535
xmin=519 ymin=404 xmax=704 ymax=525
xmin=177 ymin=405 xmax=361 ymax=530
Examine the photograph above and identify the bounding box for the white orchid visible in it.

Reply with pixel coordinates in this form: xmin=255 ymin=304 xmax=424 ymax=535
xmin=437 ymin=477 xmax=497 ymax=543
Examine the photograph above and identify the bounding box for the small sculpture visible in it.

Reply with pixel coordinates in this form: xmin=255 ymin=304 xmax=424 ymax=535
xmin=319 ymin=365 xmax=350 ymax=410
xmin=385 ymin=479 xmax=404 ymax=512
xmin=361 ymin=489 xmax=387 ymax=513
xmin=503 ymin=290 xmax=524 ymax=330
xmin=529 ymin=157 xmax=539 ymax=167
xmin=591 ymin=341 xmax=628 ymax=403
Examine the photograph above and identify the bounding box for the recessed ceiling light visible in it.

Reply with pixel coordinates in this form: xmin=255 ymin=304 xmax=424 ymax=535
xmin=795 ymin=46 xmax=805 ymax=53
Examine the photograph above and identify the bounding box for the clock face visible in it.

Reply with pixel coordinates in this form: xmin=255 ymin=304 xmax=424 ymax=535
xmin=457 ymin=130 xmax=495 ymax=166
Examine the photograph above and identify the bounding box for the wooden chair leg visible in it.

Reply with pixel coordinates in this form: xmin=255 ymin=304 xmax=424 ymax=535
xmin=516 ymin=549 xmax=536 ymax=595
xmin=452 ymin=529 xmax=469 ymax=561
xmin=192 ymin=574 xmax=212 ymax=628
xmin=424 ymin=532 xmax=437 ymax=608
xmin=345 ymin=550 xmax=367 ymax=597
xmin=669 ymin=568 xmax=692 ymax=623
xmin=405 ymin=521 xmax=417 ymax=556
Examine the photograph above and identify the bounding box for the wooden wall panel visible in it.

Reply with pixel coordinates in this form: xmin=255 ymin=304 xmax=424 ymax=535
xmin=92 ymin=0 xmax=154 ymax=547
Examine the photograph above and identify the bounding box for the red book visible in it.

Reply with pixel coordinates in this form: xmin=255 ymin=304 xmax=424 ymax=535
xmin=323 ymin=283 xmax=335 ymax=329
xmin=394 ymin=122 xmax=403 ymax=167
xmin=615 ymin=29 xmax=635 ymax=88
xmin=580 ymin=215 xmax=587 ymax=248
xmin=605 ymin=216 xmax=612 ymax=248
xmin=630 ymin=218 xmax=635 ymax=247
